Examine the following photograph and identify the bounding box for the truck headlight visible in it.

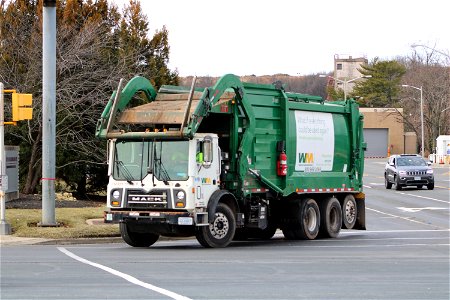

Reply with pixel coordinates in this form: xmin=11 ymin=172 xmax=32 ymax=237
xmin=112 ymin=190 xmax=121 ymax=200
xmin=177 ymin=191 xmax=185 ymax=200
xmin=176 ymin=190 xmax=186 ymax=208
xmin=110 ymin=189 xmax=122 ymax=207
xmin=399 ymin=171 xmax=406 ymax=176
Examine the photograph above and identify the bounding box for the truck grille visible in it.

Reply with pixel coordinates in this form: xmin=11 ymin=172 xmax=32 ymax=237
xmin=406 ymin=170 xmax=426 ymax=176
xmin=126 ymin=189 xmax=169 ymax=209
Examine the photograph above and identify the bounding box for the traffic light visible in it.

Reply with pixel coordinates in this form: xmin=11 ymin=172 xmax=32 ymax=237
xmin=12 ymin=93 xmax=33 ymax=121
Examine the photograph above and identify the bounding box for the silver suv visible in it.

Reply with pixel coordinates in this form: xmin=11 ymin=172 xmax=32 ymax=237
xmin=384 ymin=154 xmax=434 ymax=190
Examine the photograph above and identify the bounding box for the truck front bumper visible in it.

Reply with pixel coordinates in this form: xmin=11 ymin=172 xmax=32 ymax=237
xmin=104 ymin=210 xmax=195 ymax=226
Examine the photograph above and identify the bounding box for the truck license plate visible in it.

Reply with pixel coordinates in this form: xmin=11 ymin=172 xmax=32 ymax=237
xmin=178 ymin=217 xmax=193 ymax=225
xmin=414 ymin=176 xmax=421 ymax=180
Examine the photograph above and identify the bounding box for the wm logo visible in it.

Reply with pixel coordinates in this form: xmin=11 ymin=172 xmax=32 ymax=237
xmin=298 ymin=153 xmax=314 ymax=163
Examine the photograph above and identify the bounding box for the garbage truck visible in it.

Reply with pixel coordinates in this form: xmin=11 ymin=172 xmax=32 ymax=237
xmin=96 ymin=74 xmax=366 ymax=248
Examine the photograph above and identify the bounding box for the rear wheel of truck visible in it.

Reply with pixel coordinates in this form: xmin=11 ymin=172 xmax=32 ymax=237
xmin=342 ymin=194 xmax=357 ymax=229
xmin=196 ymin=203 xmax=236 ymax=248
xmin=319 ymin=197 xmax=342 ymax=238
xmin=282 ymin=198 xmax=320 ymax=240
xmin=120 ymin=223 xmax=160 ymax=247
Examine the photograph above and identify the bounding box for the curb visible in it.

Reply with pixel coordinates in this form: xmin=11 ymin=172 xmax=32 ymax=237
xmin=0 ymin=236 xmax=123 ymax=247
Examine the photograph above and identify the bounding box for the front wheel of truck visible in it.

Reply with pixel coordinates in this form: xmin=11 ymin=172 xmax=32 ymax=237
xmin=120 ymin=223 xmax=160 ymax=247
xmin=196 ymin=203 xmax=236 ymax=248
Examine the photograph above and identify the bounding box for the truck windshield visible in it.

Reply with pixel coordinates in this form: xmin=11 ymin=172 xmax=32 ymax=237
xmin=113 ymin=140 xmax=189 ymax=181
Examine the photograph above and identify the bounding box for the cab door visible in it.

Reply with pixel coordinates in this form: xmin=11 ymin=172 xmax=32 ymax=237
xmin=193 ymin=135 xmax=221 ymax=208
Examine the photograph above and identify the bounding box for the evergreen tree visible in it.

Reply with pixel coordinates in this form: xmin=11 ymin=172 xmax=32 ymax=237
xmin=352 ymin=58 xmax=406 ymax=107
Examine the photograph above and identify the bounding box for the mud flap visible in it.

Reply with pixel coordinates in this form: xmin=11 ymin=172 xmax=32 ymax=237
xmin=354 ymin=193 xmax=366 ymax=230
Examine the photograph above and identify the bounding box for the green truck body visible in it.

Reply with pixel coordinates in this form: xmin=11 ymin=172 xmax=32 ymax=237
xmin=96 ymin=74 xmax=366 ymax=248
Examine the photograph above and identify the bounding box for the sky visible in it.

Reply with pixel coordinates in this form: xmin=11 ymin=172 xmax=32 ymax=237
xmin=112 ymin=0 xmax=449 ymax=77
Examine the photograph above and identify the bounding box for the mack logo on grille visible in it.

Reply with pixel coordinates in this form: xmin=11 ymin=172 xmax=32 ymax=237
xmin=129 ymin=196 xmax=164 ymax=202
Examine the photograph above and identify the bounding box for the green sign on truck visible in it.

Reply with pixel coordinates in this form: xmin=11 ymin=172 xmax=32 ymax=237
xmin=96 ymin=74 xmax=366 ymax=248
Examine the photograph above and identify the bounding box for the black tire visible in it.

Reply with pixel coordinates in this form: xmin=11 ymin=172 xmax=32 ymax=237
xmin=120 ymin=223 xmax=159 ymax=247
xmin=385 ymin=175 xmax=392 ymax=189
xmin=342 ymin=194 xmax=357 ymax=229
xmin=395 ymin=176 xmax=402 ymax=190
xmin=427 ymin=183 xmax=434 ymax=190
xmin=282 ymin=198 xmax=320 ymax=240
xmin=319 ymin=197 xmax=342 ymax=238
xmin=196 ymin=203 xmax=236 ymax=248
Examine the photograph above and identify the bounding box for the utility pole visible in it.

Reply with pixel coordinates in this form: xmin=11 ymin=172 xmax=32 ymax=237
xmin=40 ymin=0 xmax=57 ymax=226
xmin=0 ymin=83 xmax=11 ymax=235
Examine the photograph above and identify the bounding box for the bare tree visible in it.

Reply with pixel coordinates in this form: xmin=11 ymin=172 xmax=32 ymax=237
xmin=400 ymin=50 xmax=450 ymax=154
xmin=1 ymin=0 xmax=178 ymax=195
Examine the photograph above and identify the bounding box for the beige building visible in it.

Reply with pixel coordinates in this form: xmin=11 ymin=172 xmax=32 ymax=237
xmin=333 ymin=55 xmax=368 ymax=97
xmin=360 ymin=108 xmax=417 ymax=157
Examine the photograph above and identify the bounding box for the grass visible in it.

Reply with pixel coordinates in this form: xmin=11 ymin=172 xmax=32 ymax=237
xmin=5 ymin=207 xmax=120 ymax=239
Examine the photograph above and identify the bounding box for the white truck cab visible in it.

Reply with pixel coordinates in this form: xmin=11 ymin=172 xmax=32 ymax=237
xmin=105 ymin=133 xmax=221 ymax=227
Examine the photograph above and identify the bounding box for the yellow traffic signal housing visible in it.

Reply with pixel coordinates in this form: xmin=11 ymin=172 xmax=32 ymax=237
xmin=12 ymin=93 xmax=33 ymax=121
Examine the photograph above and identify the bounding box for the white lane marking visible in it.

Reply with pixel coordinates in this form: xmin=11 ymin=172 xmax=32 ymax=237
xmin=292 ymin=243 xmax=450 ymax=248
xmin=397 ymin=207 xmax=448 ymax=213
xmin=57 ymin=247 xmax=192 ymax=300
xmin=342 ymin=229 xmax=450 ymax=234
xmin=396 ymin=192 xmax=450 ymax=204
xmin=366 ymin=207 xmax=445 ymax=228
xmin=363 ymin=185 xmax=372 ymax=189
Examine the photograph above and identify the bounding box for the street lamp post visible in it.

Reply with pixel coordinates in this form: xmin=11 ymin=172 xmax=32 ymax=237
xmin=320 ymin=75 xmax=372 ymax=100
xmin=402 ymin=84 xmax=424 ymax=157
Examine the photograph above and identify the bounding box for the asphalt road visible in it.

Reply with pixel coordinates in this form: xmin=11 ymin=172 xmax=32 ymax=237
xmin=1 ymin=159 xmax=449 ymax=300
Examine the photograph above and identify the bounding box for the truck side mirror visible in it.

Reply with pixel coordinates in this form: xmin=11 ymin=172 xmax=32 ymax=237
xmin=202 ymin=136 xmax=212 ymax=166
xmin=197 ymin=137 xmax=213 ymax=167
